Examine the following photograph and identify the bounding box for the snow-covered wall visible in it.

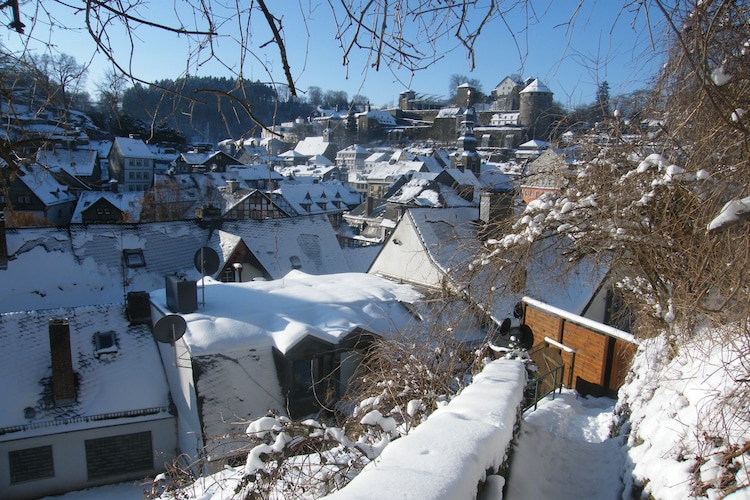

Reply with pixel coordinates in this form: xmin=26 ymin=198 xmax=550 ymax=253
xmin=324 ymin=358 xmax=527 ymax=499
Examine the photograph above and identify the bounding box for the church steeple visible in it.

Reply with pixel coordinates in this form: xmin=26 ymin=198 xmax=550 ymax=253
xmin=452 ymin=108 xmax=481 ymax=176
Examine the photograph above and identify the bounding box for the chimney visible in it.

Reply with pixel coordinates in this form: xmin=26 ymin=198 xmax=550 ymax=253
xmin=49 ymin=319 xmax=76 ymax=405
xmin=0 ymin=212 xmax=7 ymax=270
xmin=109 ymin=179 xmax=119 ymax=193
xmin=226 ymin=179 xmax=240 ymax=194
xmin=366 ymin=196 xmax=374 ymax=217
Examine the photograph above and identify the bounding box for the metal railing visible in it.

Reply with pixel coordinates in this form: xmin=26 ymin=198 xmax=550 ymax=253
xmin=523 ymin=363 xmax=565 ymax=412
xmin=0 ymin=406 xmax=173 ymax=436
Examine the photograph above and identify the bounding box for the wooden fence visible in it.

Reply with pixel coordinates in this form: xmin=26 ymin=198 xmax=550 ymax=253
xmin=520 ymin=297 xmax=638 ymax=398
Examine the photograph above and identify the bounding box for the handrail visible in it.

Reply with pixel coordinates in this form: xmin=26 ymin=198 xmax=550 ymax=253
xmin=523 ymin=363 xmax=564 ymax=412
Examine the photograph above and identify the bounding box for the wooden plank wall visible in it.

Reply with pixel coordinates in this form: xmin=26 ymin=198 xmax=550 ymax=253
xmin=521 ymin=302 xmax=637 ymax=397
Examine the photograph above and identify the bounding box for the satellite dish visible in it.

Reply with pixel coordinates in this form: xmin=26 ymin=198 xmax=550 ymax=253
xmin=152 ymin=314 xmax=187 ymax=344
xmin=194 ymin=246 xmax=220 ymax=276
xmin=499 ymin=317 xmax=511 ymax=336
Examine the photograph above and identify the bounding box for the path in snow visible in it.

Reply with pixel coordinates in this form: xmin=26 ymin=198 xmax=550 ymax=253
xmin=500 ymin=390 xmax=625 ymax=500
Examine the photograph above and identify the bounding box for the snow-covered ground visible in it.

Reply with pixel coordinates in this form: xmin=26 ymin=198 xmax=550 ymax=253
xmin=503 ymin=391 xmax=624 ymax=499
xmin=41 ymin=389 xmax=622 ymax=500
xmin=41 ymin=330 xmax=750 ymax=500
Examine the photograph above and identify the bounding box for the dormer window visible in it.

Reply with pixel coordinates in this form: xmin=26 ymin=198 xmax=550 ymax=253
xmin=94 ymin=331 xmax=117 ymax=355
xmin=122 ymin=249 xmax=146 ymax=268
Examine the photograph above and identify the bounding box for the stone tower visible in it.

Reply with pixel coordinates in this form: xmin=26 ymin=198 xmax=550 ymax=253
xmin=519 ymin=79 xmax=554 ymax=139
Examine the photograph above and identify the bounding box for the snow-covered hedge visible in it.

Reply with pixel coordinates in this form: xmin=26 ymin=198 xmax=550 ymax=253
xmin=323 ymin=358 xmax=527 ymax=499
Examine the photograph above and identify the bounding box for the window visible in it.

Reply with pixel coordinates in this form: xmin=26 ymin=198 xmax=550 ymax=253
xmin=122 ymin=249 xmax=146 ymax=268
xmin=94 ymin=331 xmax=117 ymax=354
xmin=129 ymin=171 xmax=135 ymax=179
xmin=17 ymin=194 xmax=31 ymax=204
xmin=85 ymin=431 xmax=153 ymax=479
xmin=9 ymin=445 xmax=54 ymax=483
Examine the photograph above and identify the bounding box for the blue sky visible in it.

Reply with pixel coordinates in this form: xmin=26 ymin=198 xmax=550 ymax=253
xmin=2 ymin=1 xmax=667 ymax=109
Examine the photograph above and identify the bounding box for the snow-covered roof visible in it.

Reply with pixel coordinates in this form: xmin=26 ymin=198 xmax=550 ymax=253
xmin=375 ymin=207 xmax=608 ymax=320
xmin=520 ymin=79 xmax=552 ymax=94
xmin=0 ymin=303 xmax=170 ymax=439
xmin=357 ymin=109 xmax=397 ymax=126
xmin=338 ymin=144 xmax=371 ymax=156
xmin=70 ymin=191 xmax=143 ymax=223
xmin=442 ymin=168 xmax=482 ymax=187
xmin=388 ymin=178 xmax=442 ymax=206
xmin=436 ymin=107 xmax=464 ymax=118
xmin=150 ymin=270 xmax=423 ymax=357
xmin=272 ymin=181 xmax=361 ymax=214
xmin=518 ymin=139 xmax=551 ymax=149
xmin=306 ymin=154 xmax=333 ymax=166
xmin=365 ymin=151 xmax=391 ymax=164
xmin=207 ymin=216 xmax=352 ymax=278
xmin=16 ymin=164 xmax=77 ymax=206
xmin=294 ymin=136 xmax=333 ymax=157
xmin=229 ymin=164 xmax=284 ymax=182
xmin=367 ymin=161 xmax=425 ymax=181
xmin=1 ymin=222 xmax=209 ymax=313
xmin=36 ymin=147 xmax=98 ymax=177
xmin=113 ymin=136 xmax=154 ymax=158
xmin=279 ymin=149 xmax=307 ymax=158
xmin=479 ymin=164 xmax=515 ymax=192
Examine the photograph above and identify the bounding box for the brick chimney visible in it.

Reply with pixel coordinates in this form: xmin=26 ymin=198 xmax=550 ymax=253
xmin=49 ymin=319 xmax=76 ymax=405
xmin=0 ymin=212 xmax=7 ymax=270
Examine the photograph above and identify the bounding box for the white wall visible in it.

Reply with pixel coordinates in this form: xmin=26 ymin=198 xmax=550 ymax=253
xmin=0 ymin=417 xmax=176 ymax=500
xmin=368 ymin=212 xmax=443 ymax=288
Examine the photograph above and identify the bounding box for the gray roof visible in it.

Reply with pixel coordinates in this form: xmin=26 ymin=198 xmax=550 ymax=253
xmin=1 ymin=217 xmax=356 ymax=313
xmin=17 ymin=164 xmax=77 ymax=207
xmin=113 ymin=137 xmax=154 ymax=158
xmin=0 ymin=303 xmax=170 ymax=439
xmin=213 ymin=216 xmax=352 ymax=278
xmin=397 ymin=208 xmax=608 ymax=320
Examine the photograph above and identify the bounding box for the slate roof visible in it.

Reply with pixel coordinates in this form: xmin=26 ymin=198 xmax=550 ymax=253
xmin=1 ymin=222 xmax=209 ymax=313
xmin=212 ymin=216 xmax=352 ymax=278
xmin=148 ymin=271 xmax=425 ymax=458
xmin=2 ymin=216 xmax=355 ymax=314
xmin=401 ymin=207 xmax=609 ymax=320
xmin=294 ymin=137 xmax=333 ymax=157
xmin=36 ymin=147 xmax=98 ymax=177
xmin=70 ymin=191 xmax=143 ymax=223
xmin=17 ymin=164 xmax=77 ymax=206
xmin=366 ymin=161 xmax=426 ymax=182
xmin=113 ymin=137 xmax=154 ymax=158
xmin=0 ymin=303 xmax=171 ymax=440
xmin=271 ymin=182 xmax=361 ymax=215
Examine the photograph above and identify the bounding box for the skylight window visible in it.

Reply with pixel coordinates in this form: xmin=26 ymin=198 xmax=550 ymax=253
xmin=94 ymin=331 xmax=118 ymax=355
xmin=122 ymin=249 xmax=145 ymax=268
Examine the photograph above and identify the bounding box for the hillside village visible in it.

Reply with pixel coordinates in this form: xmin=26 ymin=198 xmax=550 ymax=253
xmin=0 ymin=76 xmax=583 ymax=233
xmin=1 ymin=60 xmax=748 ymax=500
